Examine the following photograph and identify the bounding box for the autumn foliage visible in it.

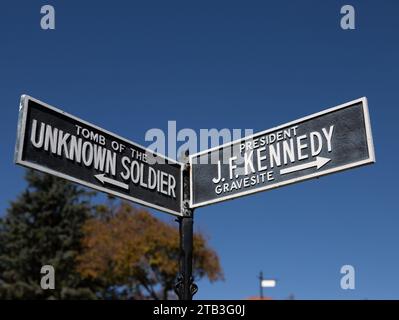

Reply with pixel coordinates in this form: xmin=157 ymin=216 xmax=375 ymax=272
xmin=77 ymin=202 xmax=223 ymax=299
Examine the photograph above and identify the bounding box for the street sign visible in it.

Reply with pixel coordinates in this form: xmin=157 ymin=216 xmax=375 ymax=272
xmin=15 ymin=95 xmax=183 ymax=216
xmin=190 ymin=97 xmax=375 ymax=208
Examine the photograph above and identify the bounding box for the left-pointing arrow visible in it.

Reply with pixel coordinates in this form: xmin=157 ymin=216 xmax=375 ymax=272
xmin=280 ymin=156 xmax=331 ymax=175
xmin=95 ymin=174 xmax=129 ymax=190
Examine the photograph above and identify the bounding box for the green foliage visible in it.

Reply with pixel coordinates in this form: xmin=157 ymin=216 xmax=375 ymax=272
xmin=0 ymin=170 xmax=223 ymax=300
xmin=0 ymin=170 xmax=98 ymax=299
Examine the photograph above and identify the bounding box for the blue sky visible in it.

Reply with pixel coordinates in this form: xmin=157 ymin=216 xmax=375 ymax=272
xmin=1 ymin=0 xmax=399 ymax=299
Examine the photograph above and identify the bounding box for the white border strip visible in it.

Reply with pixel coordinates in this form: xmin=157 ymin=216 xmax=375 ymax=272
xmin=14 ymin=94 xmax=184 ymax=217
xmin=189 ymin=97 xmax=375 ymax=209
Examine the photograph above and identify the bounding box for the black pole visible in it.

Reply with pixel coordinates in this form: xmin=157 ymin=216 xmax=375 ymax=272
xmin=174 ymin=151 xmax=197 ymax=300
xmin=259 ymin=271 xmax=264 ymax=299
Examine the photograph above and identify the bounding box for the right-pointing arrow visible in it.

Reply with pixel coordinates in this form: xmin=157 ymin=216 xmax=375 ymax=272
xmin=280 ymin=156 xmax=331 ymax=175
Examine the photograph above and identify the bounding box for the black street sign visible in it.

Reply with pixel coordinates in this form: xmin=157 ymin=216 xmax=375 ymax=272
xmin=15 ymin=95 xmax=183 ymax=216
xmin=190 ymin=97 xmax=375 ymax=208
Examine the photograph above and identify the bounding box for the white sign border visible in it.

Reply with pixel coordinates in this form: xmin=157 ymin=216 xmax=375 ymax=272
xmin=189 ymin=97 xmax=376 ymax=209
xmin=14 ymin=94 xmax=184 ymax=217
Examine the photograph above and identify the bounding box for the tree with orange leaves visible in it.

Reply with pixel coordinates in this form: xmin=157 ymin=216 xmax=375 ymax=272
xmin=77 ymin=201 xmax=223 ymax=299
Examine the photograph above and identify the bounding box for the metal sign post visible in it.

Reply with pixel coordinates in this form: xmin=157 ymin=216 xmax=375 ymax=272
xmin=14 ymin=95 xmax=376 ymax=301
xmin=15 ymin=95 xmax=199 ymax=300
xmin=259 ymin=271 xmax=264 ymax=299
xmin=175 ymin=151 xmax=198 ymax=300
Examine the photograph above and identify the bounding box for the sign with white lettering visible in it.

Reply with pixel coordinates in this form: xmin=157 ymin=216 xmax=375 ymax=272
xmin=15 ymin=95 xmax=183 ymax=216
xmin=190 ymin=97 xmax=375 ymax=208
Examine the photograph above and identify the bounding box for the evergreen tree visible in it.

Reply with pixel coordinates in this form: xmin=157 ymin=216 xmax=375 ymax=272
xmin=0 ymin=170 xmax=98 ymax=299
